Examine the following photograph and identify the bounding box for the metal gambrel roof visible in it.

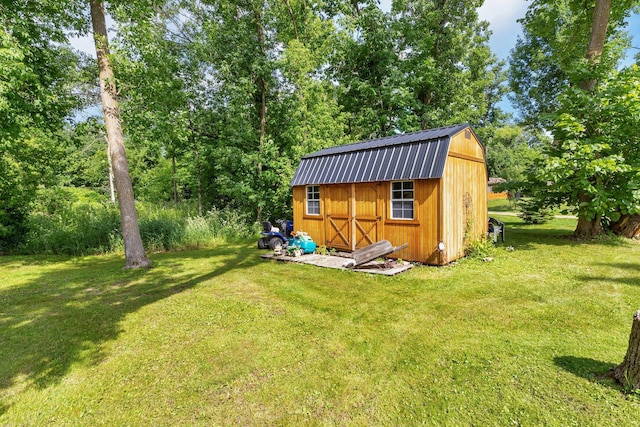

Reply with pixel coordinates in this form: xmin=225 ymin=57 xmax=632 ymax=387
xmin=291 ymin=123 xmax=472 ymax=186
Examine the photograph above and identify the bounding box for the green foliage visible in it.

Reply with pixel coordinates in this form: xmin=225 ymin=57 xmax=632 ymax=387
xmin=331 ymin=0 xmax=506 ymax=137
xmin=531 ymin=64 xmax=640 ymax=225
xmin=21 ymin=188 xmax=122 ymax=255
xmin=19 ymin=188 xmax=258 ymax=256
xmin=392 ymin=0 xmax=501 ymax=130
xmin=484 ymin=125 xmax=545 ymax=186
xmin=508 ymin=0 xmax=637 ymax=127
xmin=517 ymin=198 xmax=554 ymax=224
xmin=463 ymin=236 xmax=496 ymax=259
xmin=0 ymin=4 xmax=85 ymax=250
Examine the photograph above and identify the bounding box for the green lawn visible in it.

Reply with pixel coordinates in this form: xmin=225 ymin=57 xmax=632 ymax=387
xmin=2 ymin=216 xmax=640 ymax=425
xmin=488 ymin=197 xmax=515 ymax=212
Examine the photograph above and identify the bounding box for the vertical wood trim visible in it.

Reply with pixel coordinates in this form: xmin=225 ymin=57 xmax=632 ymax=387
xmin=320 ymin=185 xmax=326 ymax=245
xmin=377 ymin=182 xmax=384 ymax=245
xmin=351 ymin=183 xmax=356 ymax=251
xmin=437 ymin=180 xmax=443 ymax=265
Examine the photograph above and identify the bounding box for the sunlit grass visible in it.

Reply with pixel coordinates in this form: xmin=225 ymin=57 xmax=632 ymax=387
xmin=1 ymin=216 xmax=640 ymax=425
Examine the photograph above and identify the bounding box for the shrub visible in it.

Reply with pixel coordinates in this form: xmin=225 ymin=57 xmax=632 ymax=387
xmin=464 ymin=237 xmax=496 ymax=260
xmin=18 ymin=188 xmax=259 ymax=255
xmin=22 ymin=200 xmax=120 ymax=255
xmin=517 ymin=198 xmax=554 ymax=224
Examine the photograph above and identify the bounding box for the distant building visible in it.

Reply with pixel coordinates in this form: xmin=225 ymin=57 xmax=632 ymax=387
xmin=487 ymin=177 xmax=508 ymax=200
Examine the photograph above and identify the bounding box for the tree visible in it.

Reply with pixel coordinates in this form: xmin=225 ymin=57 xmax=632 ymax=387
xmin=508 ymin=0 xmax=635 ymax=128
xmin=512 ymin=0 xmax=640 ymax=237
xmin=0 ymin=2 xmax=83 ymax=250
xmin=332 ymin=3 xmax=410 ymax=138
xmin=485 ymin=125 xmax=544 ymax=186
xmin=393 ymin=0 xmax=502 ymax=130
xmin=613 ymin=310 xmax=640 ymax=391
xmin=530 ymin=64 xmax=640 ymax=235
xmin=573 ymin=0 xmax=610 ymax=237
xmin=89 ymin=0 xmax=150 ymax=268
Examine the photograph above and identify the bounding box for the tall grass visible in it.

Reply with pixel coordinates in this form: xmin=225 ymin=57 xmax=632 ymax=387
xmin=19 ymin=188 xmax=258 ymax=255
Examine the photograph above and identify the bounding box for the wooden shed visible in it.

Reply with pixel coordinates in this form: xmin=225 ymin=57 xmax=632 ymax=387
xmin=291 ymin=123 xmax=488 ymax=265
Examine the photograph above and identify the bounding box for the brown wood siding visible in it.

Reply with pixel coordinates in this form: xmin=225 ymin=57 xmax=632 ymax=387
xmin=441 ymin=154 xmax=488 ymax=262
xmin=448 ymin=129 xmax=485 ymax=160
xmin=372 ymin=179 xmax=439 ymax=264
xmin=292 ymin=185 xmax=324 ymax=245
xmin=378 ymin=180 xmax=439 ymax=264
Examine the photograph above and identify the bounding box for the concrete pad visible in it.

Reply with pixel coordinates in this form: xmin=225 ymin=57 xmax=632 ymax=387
xmin=260 ymin=253 xmax=413 ymax=276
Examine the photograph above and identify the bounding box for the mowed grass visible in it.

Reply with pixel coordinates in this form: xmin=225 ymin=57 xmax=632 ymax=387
xmin=1 ymin=216 xmax=640 ymax=425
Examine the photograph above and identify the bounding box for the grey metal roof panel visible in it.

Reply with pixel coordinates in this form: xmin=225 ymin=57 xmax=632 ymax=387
xmin=290 ymin=124 xmax=474 ymax=186
xmin=301 ymin=123 xmax=469 ymax=159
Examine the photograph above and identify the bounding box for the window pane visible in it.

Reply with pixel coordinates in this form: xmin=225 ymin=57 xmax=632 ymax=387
xmin=307 ymin=185 xmax=320 ymax=215
xmin=391 ymin=181 xmax=414 ymax=219
xmin=308 ymin=200 xmax=319 ymax=215
xmin=307 ymin=186 xmax=320 ymax=201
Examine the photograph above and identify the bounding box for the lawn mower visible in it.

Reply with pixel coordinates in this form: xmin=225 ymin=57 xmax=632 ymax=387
xmin=258 ymin=220 xmax=317 ymax=255
xmin=258 ymin=220 xmax=293 ymax=250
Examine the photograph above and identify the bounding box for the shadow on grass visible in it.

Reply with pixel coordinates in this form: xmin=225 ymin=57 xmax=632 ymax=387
xmin=0 ymin=244 xmax=260 ymax=415
xmin=554 ymin=356 xmax=621 ymax=390
xmin=493 ymin=217 xmax=634 ymax=251
xmin=575 ymin=261 xmax=640 ymax=287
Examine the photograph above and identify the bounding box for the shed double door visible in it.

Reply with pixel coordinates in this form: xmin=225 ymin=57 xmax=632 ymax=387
xmin=325 ymin=183 xmax=381 ymax=251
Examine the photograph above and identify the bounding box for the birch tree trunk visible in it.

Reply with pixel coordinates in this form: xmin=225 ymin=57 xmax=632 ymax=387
xmin=90 ymin=0 xmax=151 ymax=269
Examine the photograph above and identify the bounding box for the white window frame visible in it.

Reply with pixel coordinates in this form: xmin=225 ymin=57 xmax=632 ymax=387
xmin=306 ymin=185 xmax=320 ymax=215
xmin=390 ymin=180 xmax=414 ymax=220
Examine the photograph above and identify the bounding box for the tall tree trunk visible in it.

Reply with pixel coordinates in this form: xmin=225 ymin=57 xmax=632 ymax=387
xmin=90 ymin=0 xmax=151 ymax=269
xmin=105 ymin=135 xmax=115 ymax=203
xmin=255 ymin=1 xmax=267 ymax=224
xmin=580 ymin=0 xmax=611 ymax=91
xmin=194 ymin=144 xmax=202 ymax=217
xmin=613 ymin=310 xmax=640 ymax=391
xmin=172 ymin=153 xmax=178 ymax=206
xmin=573 ymin=0 xmax=611 ymax=237
xmin=574 ymin=193 xmax=604 ymax=237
